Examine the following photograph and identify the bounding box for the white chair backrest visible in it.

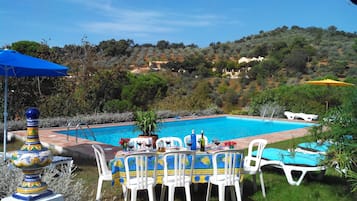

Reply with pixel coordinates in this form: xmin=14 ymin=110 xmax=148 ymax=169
xmin=156 ymin=137 xmax=183 ymax=148
xmin=162 ymin=150 xmax=195 ymax=186
xmin=124 ymin=152 xmax=158 ymax=189
xmin=129 ymin=137 xmax=152 ymax=150
xmin=184 ymin=134 xmax=208 ymax=148
xmin=212 ymin=150 xmax=243 ymax=185
xmin=92 ymin=144 xmax=111 ymax=176
xmin=244 ymin=139 xmax=267 ymax=171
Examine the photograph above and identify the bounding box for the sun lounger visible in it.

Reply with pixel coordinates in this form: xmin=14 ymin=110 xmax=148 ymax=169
xmin=284 ymin=111 xmax=318 ymax=121
xmin=283 ymin=111 xmax=296 ymax=120
xmin=296 ymin=113 xmax=318 ymax=121
xmin=253 ymin=148 xmax=326 ymax=186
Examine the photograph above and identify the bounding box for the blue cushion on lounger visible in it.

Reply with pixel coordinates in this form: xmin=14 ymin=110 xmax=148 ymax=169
xmin=297 ymin=141 xmax=332 ymax=153
xmin=253 ymin=148 xmax=325 ymax=167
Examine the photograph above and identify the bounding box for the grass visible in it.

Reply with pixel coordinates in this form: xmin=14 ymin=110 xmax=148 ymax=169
xmin=2 ymin=136 xmax=357 ymax=201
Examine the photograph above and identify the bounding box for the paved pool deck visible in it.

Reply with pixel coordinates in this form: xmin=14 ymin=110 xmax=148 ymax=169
xmin=9 ymin=115 xmax=315 ymax=162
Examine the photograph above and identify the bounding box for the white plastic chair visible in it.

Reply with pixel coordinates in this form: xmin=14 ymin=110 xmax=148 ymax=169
xmin=184 ymin=135 xmax=208 ymax=148
xmin=128 ymin=137 xmax=152 ymax=150
xmin=124 ymin=152 xmax=158 ymax=201
xmin=160 ymin=150 xmax=195 ymax=201
xmin=242 ymin=139 xmax=267 ymax=197
xmin=156 ymin=137 xmax=183 ymax=148
xmin=92 ymin=144 xmax=113 ymax=201
xmin=206 ymin=149 xmax=243 ymax=201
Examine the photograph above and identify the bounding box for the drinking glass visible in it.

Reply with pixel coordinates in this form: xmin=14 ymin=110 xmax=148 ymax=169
xmin=128 ymin=142 xmax=135 ymax=151
xmin=136 ymin=141 xmax=143 ymax=150
xmin=165 ymin=140 xmax=171 ymax=147
xmin=186 ymin=139 xmax=192 ymax=149
xmin=145 ymin=142 xmax=152 ymax=151
xmin=213 ymin=138 xmax=220 ymax=149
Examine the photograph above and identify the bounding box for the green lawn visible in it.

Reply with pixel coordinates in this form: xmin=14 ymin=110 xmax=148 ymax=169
xmin=3 ymin=136 xmax=356 ymax=201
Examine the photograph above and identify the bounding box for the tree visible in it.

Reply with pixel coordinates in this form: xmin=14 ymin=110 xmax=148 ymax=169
xmin=7 ymin=41 xmax=65 ymax=119
xmin=182 ymin=55 xmax=209 ymax=73
xmin=11 ymin=41 xmax=42 ymax=56
xmin=353 ymin=38 xmax=357 ymax=53
xmin=190 ymin=80 xmax=213 ymax=110
xmin=327 ymin=25 xmax=338 ymax=33
xmin=156 ymin=40 xmax=170 ymax=50
xmin=283 ymin=49 xmax=308 ymax=74
xmin=261 ymin=58 xmax=280 ymax=76
xmin=86 ymin=69 xmax=128 ymax=112
xmin=98 ymin=39 xmax=133 ymax=57
xmin=290 ymin=37 xmax=308 ymax=49
xmin=121 ymin=73 xmax=168 ymax=109
xmin=251 ymin=43 xmax=268 ymax=57
xmin=169 ymin=42 xmax=185 ymax=49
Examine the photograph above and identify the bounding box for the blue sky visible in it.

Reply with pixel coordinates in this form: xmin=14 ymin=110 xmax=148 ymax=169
xmin=1 ymin=0 xmax=356 ymax=48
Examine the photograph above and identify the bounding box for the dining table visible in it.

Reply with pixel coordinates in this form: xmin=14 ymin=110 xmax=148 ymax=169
xmin=110 ymin=147 xmax=244 ymax=187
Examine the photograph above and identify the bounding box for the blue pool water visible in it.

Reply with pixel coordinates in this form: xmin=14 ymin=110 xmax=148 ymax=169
xmin=57 ymin=116 xmax=314 ymax=146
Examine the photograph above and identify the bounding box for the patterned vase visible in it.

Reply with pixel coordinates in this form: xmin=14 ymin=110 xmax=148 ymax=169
xmin=11 ymin=108 xmax=53 ymax=198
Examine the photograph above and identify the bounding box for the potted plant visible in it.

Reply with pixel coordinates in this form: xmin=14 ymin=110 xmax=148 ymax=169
xmin=134 ymin=110 xmax=160 ymax=148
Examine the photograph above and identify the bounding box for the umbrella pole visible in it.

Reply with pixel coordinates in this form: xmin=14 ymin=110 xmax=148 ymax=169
xmin=3 ymin=74 xmax=8 ymax=161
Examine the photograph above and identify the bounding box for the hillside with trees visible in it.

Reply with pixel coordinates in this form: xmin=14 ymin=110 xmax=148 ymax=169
xmin=1 ymin=25 xmax=357 ymax=121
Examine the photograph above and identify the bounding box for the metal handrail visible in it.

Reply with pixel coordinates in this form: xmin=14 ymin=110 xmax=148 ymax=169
xmin=270 ymin=109 xmax=276 ymax=120
xmin=261 ymin=108 xmax=267 ymax=119
xmin=66 ymin=122 xmax=72 ymax=141
xmin=66 ymin=122 xmax=96 ymax=143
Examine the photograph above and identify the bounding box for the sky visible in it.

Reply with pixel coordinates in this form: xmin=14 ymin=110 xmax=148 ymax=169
xmin=1 ymin=0 xmax=357 ymax=48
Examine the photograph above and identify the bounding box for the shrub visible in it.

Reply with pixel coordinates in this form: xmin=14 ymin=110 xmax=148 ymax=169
xmin=42 ymin=165 xmax=88 ymax=200
xmin=0 ymin=161 xmax=87 ymax=200
xmin=310 ymin=90 xmax=357 ymax=193
xmin=103 ymin=99 xmax=132 ymax=113
xmin=0 ymin=161 xmax=22 ymax=198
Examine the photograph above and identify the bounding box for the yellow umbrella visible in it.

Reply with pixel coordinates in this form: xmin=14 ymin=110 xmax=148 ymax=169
xmin=306 ymin=79 xmax=355 ymax=87
xmin=306 ymin=79 xmax=355 ymax=111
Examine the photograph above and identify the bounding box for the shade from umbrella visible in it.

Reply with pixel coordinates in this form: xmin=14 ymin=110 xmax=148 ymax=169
xmin=306 ymin=79 xmax=354 ymax=112
xmin=0 ymin=49 xmax=68 ymax=160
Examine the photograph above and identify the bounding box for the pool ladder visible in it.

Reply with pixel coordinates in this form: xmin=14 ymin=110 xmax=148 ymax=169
xmin=66 ymin=122 xmax=96 ymax=143
xmin=262 ymin=108 xmax=276 ymax=120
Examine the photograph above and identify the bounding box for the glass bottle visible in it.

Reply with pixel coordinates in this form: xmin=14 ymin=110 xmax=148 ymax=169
xmin=200 ymin=130 xmax=205 ymax=152
xmin=190 ymin=129 xmax=196 ymax=150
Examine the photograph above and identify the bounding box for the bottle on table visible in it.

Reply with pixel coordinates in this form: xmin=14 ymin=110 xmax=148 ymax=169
xmin=200 ymin=130 xmax=205 ymax=152
xmin=190 ymin=129 xmax=196 ymax=151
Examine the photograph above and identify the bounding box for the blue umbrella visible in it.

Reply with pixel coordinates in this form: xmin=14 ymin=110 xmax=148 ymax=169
xmin=0 ymin=49 xmax=68 ymax=160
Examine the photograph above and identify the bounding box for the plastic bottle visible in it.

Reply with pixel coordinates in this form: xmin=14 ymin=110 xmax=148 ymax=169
xmin=200 ymin=130 xmax=205 ymax=152
xmin=190 ymin=129 xmax=196 ymax=150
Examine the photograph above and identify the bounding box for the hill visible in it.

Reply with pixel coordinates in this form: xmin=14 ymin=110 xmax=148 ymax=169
xmin=59 ymin=25 xmax=356 ymax=71
xmin=3 ymin=25 xmax=357 ymax=119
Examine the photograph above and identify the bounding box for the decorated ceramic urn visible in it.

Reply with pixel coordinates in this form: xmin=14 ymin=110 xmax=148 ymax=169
xmin=11 ymin=108 xmax=53 ymax=196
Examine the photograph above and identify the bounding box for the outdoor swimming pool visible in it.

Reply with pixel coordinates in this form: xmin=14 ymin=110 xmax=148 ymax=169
xmin=57 ymin=116 xmax=315 ymax=146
